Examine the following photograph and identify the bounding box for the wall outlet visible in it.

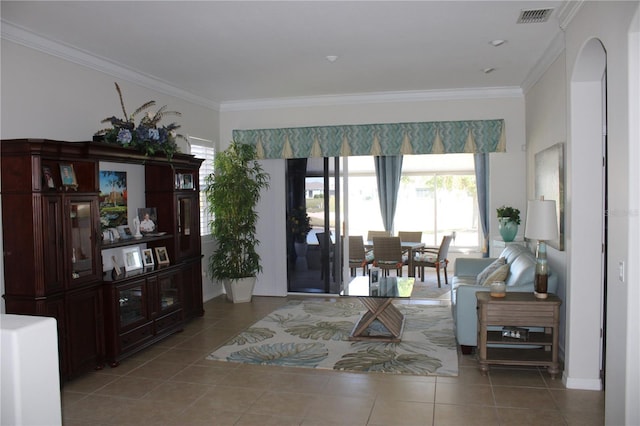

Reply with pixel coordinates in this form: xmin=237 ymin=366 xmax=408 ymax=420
xmin=618 ymin=261 xmax=625 ymax=283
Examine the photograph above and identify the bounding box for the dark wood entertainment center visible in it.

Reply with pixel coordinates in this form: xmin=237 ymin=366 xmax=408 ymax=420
xmin=1 ymin=139 xmax=204 ymax=381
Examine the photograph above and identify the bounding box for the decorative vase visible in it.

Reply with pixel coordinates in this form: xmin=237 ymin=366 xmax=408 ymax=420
xmin=223 ymin=277 xmax=256 ymax=303
xmin=294 ymin=241 xmax=308 ymax=271
xmin=498 ymin=218 xmax=518 ymax=242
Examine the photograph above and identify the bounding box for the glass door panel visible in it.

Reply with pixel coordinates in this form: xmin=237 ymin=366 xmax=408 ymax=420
xmin=158 ymin=272 xmax=180 ymax=311
xmin=68 ymin=198 xmax=98 ymax=281
xmin=118 ymin=282 xmax=145 ymax=328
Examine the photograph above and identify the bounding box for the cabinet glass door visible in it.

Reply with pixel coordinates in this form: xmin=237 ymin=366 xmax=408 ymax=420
xmin=177 ymin=194 xmax=199 ymax=259
xmin=118 ymin=282 xmax=146 ymax=328
xmin=158 ymin=272 xmax=180 ymax=311
xmin=68 ymin=198 xmax=98 ymax=281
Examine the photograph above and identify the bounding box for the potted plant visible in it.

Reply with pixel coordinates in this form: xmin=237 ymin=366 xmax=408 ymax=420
xmin=288 ymin=205 xmax=312 ymax=270
xmin=204 ymin=141 xmax=270 ymax=303
xmin=496 ymin=205 xmax=520 ymax=242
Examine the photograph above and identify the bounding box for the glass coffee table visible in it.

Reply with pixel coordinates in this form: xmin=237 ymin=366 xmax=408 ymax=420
xmin=341 ymin=276 xmax=414 ymax=342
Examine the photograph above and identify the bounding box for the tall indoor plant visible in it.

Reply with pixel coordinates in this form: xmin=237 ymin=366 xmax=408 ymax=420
xmin=205 ymin=141 xmax=270 ymax=302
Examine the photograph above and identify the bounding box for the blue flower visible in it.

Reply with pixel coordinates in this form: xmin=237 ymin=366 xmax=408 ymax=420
xmin=117 ymin=129 xmax=132 ymax=144
xmin=148 ymin=128 xmax=160 ymax=140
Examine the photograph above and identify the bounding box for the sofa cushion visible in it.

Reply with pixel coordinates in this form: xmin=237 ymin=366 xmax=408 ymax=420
xmin=481 ymin=264 xmax=509 ymax=286
xmin=476 ymin=257 xmax=506 ymax=286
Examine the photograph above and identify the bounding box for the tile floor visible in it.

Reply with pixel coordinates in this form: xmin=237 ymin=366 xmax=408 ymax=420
xmin=62 ymin=295 xmax=604 ymax=426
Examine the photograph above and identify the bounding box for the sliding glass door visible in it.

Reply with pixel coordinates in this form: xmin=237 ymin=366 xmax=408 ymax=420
xmin=286 ymin=158 xmax=342 ymax=294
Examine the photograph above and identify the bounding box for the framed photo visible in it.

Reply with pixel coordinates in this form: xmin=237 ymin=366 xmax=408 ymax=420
xmin=142 ymin=248 xmax=154 ymax=267
xmin=59 ymin=164 xmax=78 ymax=188
xmin=175 ymin=173 xmax=183 ymax=189
xmin=182 ymin=173 xmax=194 ymax=189
xmin=122 ymin=247 xmax=143 ymax=272
xmin=42 ymin=166 xmax=56 ymax=189
xmin=116 ymin=225 xmax=133 ymax=240
xmin=138 ymin=207 xmax=158 ymax=234
xmin=154 ymin=246 xmax=170 ymax=265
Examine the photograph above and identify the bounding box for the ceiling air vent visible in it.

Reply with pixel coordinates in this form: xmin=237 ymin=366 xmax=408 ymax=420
xmin=517 ymin=8 xmax=554 ymax=24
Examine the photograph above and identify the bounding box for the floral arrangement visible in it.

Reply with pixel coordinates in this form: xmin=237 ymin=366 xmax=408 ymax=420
xmin=94 ymin=82 xmax=186 ymax=160
xmin=289 ymin=206 xmax=312 ymax=243
xmin=496 ymin=205 xmax=521 ymax=224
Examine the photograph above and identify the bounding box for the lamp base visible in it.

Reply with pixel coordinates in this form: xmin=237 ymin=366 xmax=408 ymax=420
xmin=534 ymin=291 xmax=548 ymax=299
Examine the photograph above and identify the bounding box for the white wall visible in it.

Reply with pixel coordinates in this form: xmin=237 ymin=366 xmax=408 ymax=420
xmin=219 ymin=95 xmax=528 ymax=297
xmin=525 ymin=53 xmax=569 ymax=358
xmin=526 ymin=2 xmax=639 ymax=424
xmin=0 ymin=40 xmax=219 ymax=313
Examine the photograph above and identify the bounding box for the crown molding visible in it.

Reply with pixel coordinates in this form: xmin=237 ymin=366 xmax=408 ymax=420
xmin=520 ymin=1 xmax=583 ymax=93
xmin=521 ymin=30 xmax=566 ymax=94
xmin=556 ymin=0 xmax=584 ymax=31
xmin=219 ymin=87 xmax=523 ymax=112
xmin=2 ymin=19 xmax=525 ymax=114
xmin=1 ymin=20 xmax=219 ymax=111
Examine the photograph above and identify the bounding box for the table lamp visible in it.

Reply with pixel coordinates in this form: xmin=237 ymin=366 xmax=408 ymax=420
xmin=524 ymin=198 xmax=558 ymax=299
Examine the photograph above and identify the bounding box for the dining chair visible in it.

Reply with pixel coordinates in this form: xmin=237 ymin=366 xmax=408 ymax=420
xmin=413 ymin=235 xmax=453 ymax=287
xmin=316 ymin=232 xmax=334 ymax=280
xmin=372 ymin=236 xmax=404 ymax=277
xmin=348 ymin=235 xmax=373 ymax=276
xmin=397 ymin=231 xmax=423 ymax=264
xmin=367 ymin=230 xmax=391 ymax=241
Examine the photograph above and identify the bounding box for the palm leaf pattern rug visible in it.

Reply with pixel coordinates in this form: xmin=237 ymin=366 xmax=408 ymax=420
xmin=207 ymin=300 xmax=458 ymax=376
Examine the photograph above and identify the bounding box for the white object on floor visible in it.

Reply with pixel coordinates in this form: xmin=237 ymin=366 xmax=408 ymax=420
xmin=1 ymin=314 xmax=62 ymax=425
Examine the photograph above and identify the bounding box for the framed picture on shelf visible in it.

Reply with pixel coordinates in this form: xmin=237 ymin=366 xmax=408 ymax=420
xmin=122 ymin=247 xmax=143 ymax=272
xmin=182 ymin=173 xmax=194 ymax=189
xmin=42 ymin=166 xmax=55 ymax=189
xmin=137 ymin=207 xmax=158 ymax=234
xmin=59 ymin=164 xmax=78 ymax=188
xmin=142 ymin=248 xmax=154 ymax=267
xmin=175 ymin=173 xmax=183 ymax=189
xmin=116 ymin=225 xmax=133 ymax=240
xmin=154 ymin=246 xmax=170 ymax=265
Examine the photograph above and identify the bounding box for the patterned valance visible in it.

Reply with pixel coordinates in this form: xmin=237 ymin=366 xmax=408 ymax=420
xmin=232 ymin=119 xmax=505 ymax=159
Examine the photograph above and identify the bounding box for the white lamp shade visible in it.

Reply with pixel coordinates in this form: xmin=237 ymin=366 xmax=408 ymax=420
xmin=524 ymin=199 xmax=558 ymax=241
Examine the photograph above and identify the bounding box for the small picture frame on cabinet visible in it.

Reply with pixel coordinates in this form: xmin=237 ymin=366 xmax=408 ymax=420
xmin=42 ymin=166 xmax=56 ymax=189
xmin=182 ymin=173 xmax=194 ymax=189
xmin=142 ymin=248 xmax=154 ymax=267
xmin=155 ymin=246 xmax=170 ymax=265
xmin=59 ymin=164 xmax=78 ymax=189
xmin=175 ymin=173 xmax=183 ymax=189
xmin=122 ymin=247 xmax=143 ymax=272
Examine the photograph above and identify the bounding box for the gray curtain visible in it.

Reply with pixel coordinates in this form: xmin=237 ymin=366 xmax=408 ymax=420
xmin=374 ymin=155 xmax=403 ymax=233
xmin=474 ymin=153 xmax=490 ymax=257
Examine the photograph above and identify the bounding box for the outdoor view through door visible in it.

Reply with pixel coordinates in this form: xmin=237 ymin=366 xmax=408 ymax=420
xmin=286 ymin=154 xmax=480 ymax=294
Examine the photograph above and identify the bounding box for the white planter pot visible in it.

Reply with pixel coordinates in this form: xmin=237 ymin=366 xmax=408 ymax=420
xmin=223 ymin=277 xmax=256 ymax=303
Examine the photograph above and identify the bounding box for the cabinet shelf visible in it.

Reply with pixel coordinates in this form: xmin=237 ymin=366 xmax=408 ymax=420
xmin=486 ymin=330 xmax=553 ymax=346
xmin=100 ymin=234 xmax=173 ymax=250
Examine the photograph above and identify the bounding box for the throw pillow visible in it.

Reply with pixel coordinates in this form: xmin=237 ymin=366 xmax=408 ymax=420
xmin=481 ymin=263 xmax=510 ymax=286
xmin=476 ymin=257 xmax=506 ymax=286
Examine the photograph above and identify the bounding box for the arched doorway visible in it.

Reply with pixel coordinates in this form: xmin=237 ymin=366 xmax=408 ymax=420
xmin=566 ymin=38 xmax=607 ymax=390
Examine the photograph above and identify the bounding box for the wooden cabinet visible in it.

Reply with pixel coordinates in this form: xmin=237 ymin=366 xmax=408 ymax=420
xmin=103 ymin=266 xmax=182 ymax=365
xmin=476 ymin=292 xmax=561 ymax=378
xmin=1 ymin=139 xmax=204 ymax=381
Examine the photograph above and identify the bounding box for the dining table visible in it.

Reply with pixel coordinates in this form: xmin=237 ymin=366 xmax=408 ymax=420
xmin=364 ymin=240 xmax=425 ymax=278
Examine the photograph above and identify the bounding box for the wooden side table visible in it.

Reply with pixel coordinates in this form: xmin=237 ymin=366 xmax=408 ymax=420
xmin=476 ymin=292 xmax=562 ymax=378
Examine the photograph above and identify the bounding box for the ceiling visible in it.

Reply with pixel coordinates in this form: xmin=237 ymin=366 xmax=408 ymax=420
xmin=1 ymin=1 xmax=574 ymax=108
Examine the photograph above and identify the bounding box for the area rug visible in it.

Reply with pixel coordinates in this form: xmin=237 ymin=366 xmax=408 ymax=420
xmin=206 ymin=299 xmax=458 ymax=376
xmin=411 ymin=283 xmax=451 ymax=300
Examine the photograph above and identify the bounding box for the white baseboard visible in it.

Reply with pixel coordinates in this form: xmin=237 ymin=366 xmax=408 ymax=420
xmin=563 ymin=373 xmax=603 ymax=391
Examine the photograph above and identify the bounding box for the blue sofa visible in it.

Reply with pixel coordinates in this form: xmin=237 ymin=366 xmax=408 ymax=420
xmin=451 ymin=244 xmax=558 ymax=352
